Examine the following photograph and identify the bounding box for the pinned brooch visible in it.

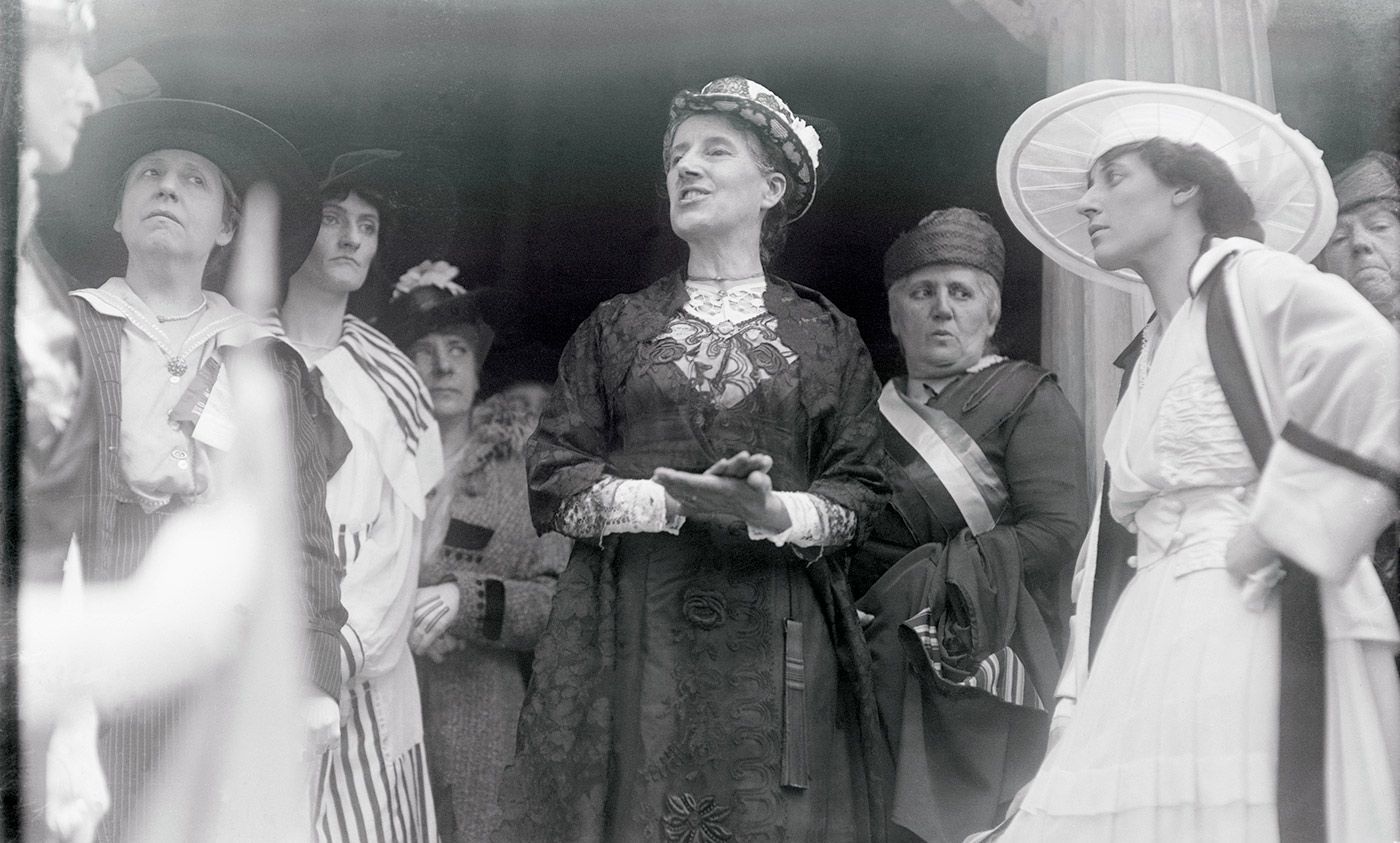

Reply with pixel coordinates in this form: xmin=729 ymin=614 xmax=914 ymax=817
xmin=393 ymin=260 xmax=466 ymax=300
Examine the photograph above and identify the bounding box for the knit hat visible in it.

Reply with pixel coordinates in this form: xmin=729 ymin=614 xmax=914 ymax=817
xmin=1333 ymin=151 xmax=1400 ymax=214
xmin=883 ymin=208 xmax=1005 ymax=287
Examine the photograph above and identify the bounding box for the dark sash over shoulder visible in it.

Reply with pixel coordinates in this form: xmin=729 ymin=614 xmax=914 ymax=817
xmin=877 ymin=362 xmax=1050 ymax=542
xmin=863 ymin=362 xmax=1060 ymax=843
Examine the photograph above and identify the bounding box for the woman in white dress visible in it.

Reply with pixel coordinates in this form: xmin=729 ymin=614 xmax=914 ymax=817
xmin=988 ymin=80 xmax=1400 ymax=841
xmin=271 ymin=150 xmax=446 ymax=842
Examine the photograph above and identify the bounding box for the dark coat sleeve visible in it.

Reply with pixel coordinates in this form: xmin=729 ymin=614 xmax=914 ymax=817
xmin=989 ymin=378 xmax=1090 ymax=643
xmin=260 ymin=339 xmax=348 ymax=699
xmin=802 ymin=305 xmax=890 ymax=540
xmin=526 ymin=303 xmax=617 ymax=535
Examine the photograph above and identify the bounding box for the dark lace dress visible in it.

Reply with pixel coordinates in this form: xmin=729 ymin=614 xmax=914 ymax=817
xmin=495 ymin=272 xmax=891 ymax=843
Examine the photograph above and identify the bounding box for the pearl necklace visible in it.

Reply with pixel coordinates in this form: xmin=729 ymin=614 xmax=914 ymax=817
xmin=121 ymin=304 xmax=209 ymax=382
xmin=155 ymin=297 xmax=208 ymax=323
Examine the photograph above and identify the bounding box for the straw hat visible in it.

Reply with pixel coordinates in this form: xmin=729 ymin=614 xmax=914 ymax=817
xmin=1332 ymin=151 xmax=1400 ymax=215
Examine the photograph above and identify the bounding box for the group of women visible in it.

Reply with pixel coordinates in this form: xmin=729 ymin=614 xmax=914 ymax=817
xmin=13 ymin=1 xmax=1400 ymax=839
xmin=492 ymin=75 xmax=1399 ymax=843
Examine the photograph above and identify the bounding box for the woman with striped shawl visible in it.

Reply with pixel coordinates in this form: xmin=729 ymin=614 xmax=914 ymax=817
xmin=271 ymin=149 xmax=445 ymax=843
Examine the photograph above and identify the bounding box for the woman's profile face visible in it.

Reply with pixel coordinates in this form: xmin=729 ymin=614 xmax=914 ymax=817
xmin=22 ymin=37 xmax=99 ymax=174
xmin=665 ymin=114 xmax=785 ymax=244
xmin=1076 ymin=150 xmax=1180 ymax=273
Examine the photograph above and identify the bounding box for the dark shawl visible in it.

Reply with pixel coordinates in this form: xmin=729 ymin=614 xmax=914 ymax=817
xmin=854 ymin=362 xmax=1085 ymax=842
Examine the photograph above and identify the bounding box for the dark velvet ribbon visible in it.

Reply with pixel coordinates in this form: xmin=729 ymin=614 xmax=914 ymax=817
xmin=1201 ymin=257 xmax=1326 ymax=843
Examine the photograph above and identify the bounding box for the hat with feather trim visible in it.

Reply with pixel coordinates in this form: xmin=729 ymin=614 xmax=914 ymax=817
xmin=664 ymin=77 xmax=829 ymax=221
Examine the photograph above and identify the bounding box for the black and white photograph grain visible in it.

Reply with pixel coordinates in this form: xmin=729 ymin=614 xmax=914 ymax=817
xmin=2 ymin=0 xmax=1397 ymax=840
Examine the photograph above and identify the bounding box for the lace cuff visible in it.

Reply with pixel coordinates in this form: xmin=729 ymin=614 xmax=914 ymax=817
xmin=747 ymin=491 xmax=856 ymax=548
xmin=554 ymin=477 xmax=685 ymax=538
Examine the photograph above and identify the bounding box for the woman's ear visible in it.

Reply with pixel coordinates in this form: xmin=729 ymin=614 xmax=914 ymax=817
xmin=216 ymin=218 xmax=237 ymax=247
xmin=759 ymin=171 xmax=787 ymax=212
xmin=1171 ymin=183 xmax=1201 ymax=207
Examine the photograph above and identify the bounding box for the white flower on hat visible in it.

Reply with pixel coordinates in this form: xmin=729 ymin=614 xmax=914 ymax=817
xmin=790 ymin=116 xmax=823 ymax=171
xmin=393 ymin=260 xmax=465 ymax=300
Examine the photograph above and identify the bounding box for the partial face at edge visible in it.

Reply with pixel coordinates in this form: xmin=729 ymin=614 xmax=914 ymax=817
xmin=1324 ymin=202 xmax=1400 ymax=322
xmin=22 ymin=37 xmax=99 ymax=174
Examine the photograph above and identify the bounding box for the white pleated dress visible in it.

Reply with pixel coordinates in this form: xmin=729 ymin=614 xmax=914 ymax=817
xmin=987 ymin=245 xmax=1400 ymax=841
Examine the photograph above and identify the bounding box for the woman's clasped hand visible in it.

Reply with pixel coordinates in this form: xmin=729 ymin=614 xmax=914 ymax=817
xmin=652 ymin=451 xmax=792 ymax=534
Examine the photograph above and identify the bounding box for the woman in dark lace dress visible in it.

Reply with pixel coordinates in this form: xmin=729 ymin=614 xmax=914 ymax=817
xmin=494 ymin=77 xmax=891 ymax=843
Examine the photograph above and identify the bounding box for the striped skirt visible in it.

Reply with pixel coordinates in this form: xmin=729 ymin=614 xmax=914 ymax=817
xmin=314 ymin=681 xmax=437 ymax=843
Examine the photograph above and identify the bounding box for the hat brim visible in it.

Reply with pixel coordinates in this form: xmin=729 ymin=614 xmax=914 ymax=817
xmin=997 ymin=80 xmax=1337 ymax=292
xmin=307 ymin=145 xmax=461 ymax=276
xmin=36 ymin=98 xmax=318 ymax=285
xmin=378 ymin=287 xmax=521 ymax=351
xmin=670 ymin=92 xmax=819 ymax=221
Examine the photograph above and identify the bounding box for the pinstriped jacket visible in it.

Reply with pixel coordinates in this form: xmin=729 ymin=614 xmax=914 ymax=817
xmin=72 ymin=299 xmax=347 ymax=698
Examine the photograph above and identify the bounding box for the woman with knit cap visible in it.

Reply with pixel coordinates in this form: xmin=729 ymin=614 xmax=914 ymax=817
xmin=495 ymin=76 xmax=890 ymax=843
xmin=851 ymin=208 xmax=1089 ymax=843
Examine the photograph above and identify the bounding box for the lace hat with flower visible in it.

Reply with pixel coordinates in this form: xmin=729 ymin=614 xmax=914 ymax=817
xmin=376 ymin=260 xmax=520 ymax=358
xmin=665 ymin=77 xmax=834 ymax=221
xmin=997 ymin=79 xmax=1336 ymax=292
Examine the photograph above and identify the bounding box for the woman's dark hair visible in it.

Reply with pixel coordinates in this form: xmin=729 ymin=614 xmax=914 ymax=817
xmin=323 ymin=182 xmax=397 ymax=241
xmin=663 ymin=111 xmax=798 ymax=266
xmin=1096 ymin=137 xmax=1262 ymax=241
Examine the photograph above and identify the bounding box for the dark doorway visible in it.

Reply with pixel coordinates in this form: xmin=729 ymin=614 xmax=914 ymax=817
xmin=87 ymin=0 xmax=1047 ymax=381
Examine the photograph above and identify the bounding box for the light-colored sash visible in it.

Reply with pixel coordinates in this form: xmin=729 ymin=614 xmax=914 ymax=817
xmin=878 ymin=380 xmax=1008 ymax=535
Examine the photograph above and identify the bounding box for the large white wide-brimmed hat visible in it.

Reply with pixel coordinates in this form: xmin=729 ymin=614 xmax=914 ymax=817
xmin=997 ymin=79 xmax=1336 ymax=291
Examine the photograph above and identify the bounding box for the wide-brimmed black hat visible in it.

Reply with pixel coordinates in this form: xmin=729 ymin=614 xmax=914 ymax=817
xmin=305 ymin=146 xmax=460 ymax=279
xmin=36 ymin=98 xmax=318 ymax=284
